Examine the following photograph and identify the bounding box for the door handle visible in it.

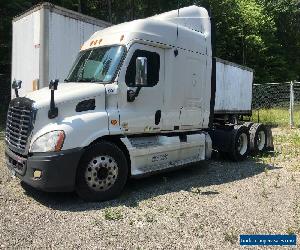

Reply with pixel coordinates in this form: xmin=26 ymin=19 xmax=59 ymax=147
xmin=155 ymin=110 xmax=161 ymax=125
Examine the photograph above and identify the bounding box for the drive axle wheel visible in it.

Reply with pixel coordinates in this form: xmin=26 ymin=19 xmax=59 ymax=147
xmin=229 ymin=125 xmax=250 ymax=161
xmin=249 ymin=123 xmax=267 ymax=154
xmin=76 ymin=141 xmax=128 ymax=202
xmin=243 ymin=122 xmax=254 ymax=129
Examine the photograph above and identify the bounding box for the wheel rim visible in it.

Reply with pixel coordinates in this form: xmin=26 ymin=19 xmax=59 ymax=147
xmin=85 ymin=155 xmax=118 ymax=192
xmin=257 ymin=131 xmax=266 ymax=151
xmin=237 ymin=133 xmax=248 ymax=156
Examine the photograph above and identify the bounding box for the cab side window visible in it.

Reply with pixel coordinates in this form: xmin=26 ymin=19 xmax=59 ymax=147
xmin=125 ymin=49 xmax=160 ymax=87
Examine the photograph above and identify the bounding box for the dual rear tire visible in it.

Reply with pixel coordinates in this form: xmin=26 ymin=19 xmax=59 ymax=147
xmin=227 ymin=125 xmax=250 ymax=161
xmin=249 ymin=123 xmax=268 ymax=154
xmin=223 ymin=123 xmax=268 ymax=161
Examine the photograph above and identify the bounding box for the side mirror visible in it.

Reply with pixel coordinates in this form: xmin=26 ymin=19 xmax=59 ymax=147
xmin=12 ymin=79 xmax=22 ymax=98
xmin=135 ymin=57 xmax=148 ymax=86
xmin=12 ymin=79 xmax=22 ymax=90
xmin=49 ymin=79 xmax=59 ymax=90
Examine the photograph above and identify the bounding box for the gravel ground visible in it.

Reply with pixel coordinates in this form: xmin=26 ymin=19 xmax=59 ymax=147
xmin=0 ymin=128 xmax=299 ymax=249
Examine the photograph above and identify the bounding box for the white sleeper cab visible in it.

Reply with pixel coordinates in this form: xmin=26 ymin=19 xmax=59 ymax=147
xmin=5 ymin=5 xmax=273 ymax=201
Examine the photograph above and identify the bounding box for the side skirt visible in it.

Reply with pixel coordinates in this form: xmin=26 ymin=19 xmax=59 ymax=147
xmin=120 ymin=133 xmax=211 ymax=177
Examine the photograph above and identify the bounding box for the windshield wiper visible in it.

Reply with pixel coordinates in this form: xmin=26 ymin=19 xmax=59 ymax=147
xmin=77 ymin=77 xmax=98 ymax=82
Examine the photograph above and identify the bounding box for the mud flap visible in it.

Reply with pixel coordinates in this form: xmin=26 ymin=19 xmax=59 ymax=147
xmin=266 ymin=126 xmax=274 ymax=151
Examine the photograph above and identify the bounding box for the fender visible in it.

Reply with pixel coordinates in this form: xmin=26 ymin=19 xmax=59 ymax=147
xmin=29 ymin=111 xmax=110 ymax=151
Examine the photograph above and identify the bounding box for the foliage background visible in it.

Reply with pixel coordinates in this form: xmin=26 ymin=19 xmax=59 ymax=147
xmin=0 ymin=0 xmax=300 ymax=114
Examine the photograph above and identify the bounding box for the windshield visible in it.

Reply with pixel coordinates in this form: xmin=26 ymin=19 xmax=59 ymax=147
xmin=66 ymin=46 xmax=125 ymax=83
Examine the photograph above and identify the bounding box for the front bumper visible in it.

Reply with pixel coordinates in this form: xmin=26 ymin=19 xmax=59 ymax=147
xmin=5 ymin=146 xmax=84 ymax=192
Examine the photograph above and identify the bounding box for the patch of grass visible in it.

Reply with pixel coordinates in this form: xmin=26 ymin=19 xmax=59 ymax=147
xmin=275 ymin=129 xmax=300 ymax=171
xmin=0 ymin=105 xmax=7 ymax=139
xmin=190 ymin=187 xmax=201 ymax=194
xmin=145 ymin=213 xmax=156 ymax=223
xmin=93 ymin=218 xmax=103 ymax=226
xmin=276 ymin=132 xmax=300 ymax=147
xmin=252 ymin=107 xmax=300 ymax=127
xmin=261 ymin=179 xmax=269 ymax=199
xmin=286 ymin=227 xmax=296 ymax=235
xmin=264 ymin=167 xmax=269 ymax=176
xmin=224 ymin=230 xmax=238 ymax=244
xmin=261 ymin=189 xmax=268 ymax=199
xmin=156 ymin=206 xmax=169 ymax=213
xmin=104 ymin=208 xmax=123 ymax=221
xmin=291 ymin=175 xmax=296 ymax=182
xmin=256 ymin=128 xmax=300 ymax=171
xmin=274 ymin=173 xmax=280 ymax=188
xmin=294 ymin=202 xmax=300 ymax=234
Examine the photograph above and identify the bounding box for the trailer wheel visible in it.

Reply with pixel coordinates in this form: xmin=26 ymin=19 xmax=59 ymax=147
xmin=228 ymin=125 xmax=250 ymax=161
xmin=249 ymin=123 xmax=267 ymax=154
xmin=76 ymin=141 xmax=128 ymax=202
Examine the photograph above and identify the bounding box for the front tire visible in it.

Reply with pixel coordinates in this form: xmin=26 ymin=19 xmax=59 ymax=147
xmin=76 ymin=141 xmax=128 ymax=202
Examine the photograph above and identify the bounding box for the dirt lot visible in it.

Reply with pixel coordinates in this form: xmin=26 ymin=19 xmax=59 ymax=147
xmin=0 ymin=128 xmax=299 ymax=249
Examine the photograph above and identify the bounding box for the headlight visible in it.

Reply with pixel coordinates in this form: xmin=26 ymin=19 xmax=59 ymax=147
xmin=31 ymin=130 xmax=65 ymax=153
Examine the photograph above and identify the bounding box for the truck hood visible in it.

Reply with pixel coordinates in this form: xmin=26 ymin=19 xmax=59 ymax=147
xmin=25 ymin=82 xmax=106 ymax=109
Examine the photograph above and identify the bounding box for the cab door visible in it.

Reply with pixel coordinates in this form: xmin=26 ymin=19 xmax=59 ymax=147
xmin=117 ymin=43 xmax=165 ymax=134
xmin=179 ymin=54 xmax=208 ymax=129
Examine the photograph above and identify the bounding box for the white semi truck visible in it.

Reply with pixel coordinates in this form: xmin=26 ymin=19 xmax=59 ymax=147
xmin=5 ymin=6 xmax=273 ymax=201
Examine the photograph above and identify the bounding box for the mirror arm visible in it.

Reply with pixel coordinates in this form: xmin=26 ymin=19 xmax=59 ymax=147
xmin=48 ymin=79 xmax=59 ymax=119
xmin=127 ymin=86 xmax=142 ymax=102
xmin=14 ymin=88 xmax=19 ymax=98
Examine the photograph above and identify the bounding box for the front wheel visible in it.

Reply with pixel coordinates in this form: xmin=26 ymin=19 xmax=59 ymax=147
xmin=76 ymin=141 xmax=128 ymax=202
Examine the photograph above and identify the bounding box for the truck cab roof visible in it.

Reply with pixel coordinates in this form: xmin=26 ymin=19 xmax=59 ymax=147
xmin=81 ymin=5 xmax=212 ymax=56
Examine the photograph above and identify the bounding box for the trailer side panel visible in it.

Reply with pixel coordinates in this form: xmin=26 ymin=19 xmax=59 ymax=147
xmin=11 ymin=10 xmax=41 ymax=98
xmin=214 ymin=58 xmax=253 ymax=115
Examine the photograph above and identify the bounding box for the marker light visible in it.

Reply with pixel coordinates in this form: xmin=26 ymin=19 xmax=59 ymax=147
xmin=111 ymin=119 xmax=118 ymax=125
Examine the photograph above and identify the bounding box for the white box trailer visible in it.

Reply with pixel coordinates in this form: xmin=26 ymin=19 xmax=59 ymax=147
xmin=11 ymin=2 xmax=110 ymax=97
xmin=214 ymin=58 xmax=253 ymax=116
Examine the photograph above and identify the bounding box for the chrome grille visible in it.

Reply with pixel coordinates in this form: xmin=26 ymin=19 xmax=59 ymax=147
xmin=5 ymin=98 xmax=35 ymax=154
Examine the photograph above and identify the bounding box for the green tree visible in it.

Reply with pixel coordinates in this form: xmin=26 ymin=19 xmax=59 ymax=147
xmin=259 ymin=0 xmax=300 ymax=81
xmin=192 ymin=0 xmax=282 ymax=83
